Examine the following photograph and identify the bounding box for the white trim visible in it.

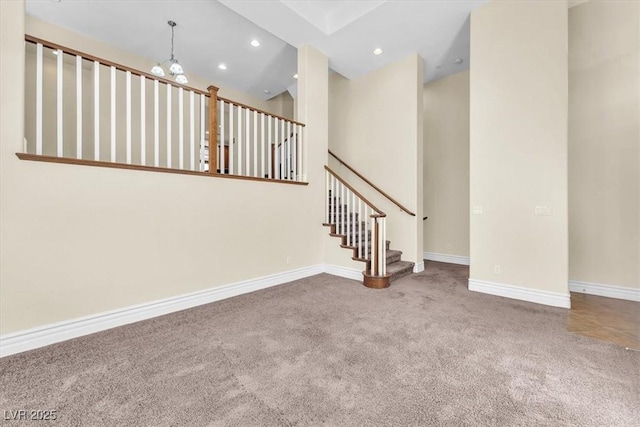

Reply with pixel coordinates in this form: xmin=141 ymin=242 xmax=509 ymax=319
xmin=0 ymin=265 xmax=324 ymax=358
xmin=423 ymin=252 xmax=470 ymax=266
xmin=413 ymin=261 xmax=425 ymax=273
xmin=569 ymin=280 xmax=640 ymax=302
xmin=468 ymin=279 xmax=571 ymax=308
xmin=323 ymin=264 xmax=363 ymax=281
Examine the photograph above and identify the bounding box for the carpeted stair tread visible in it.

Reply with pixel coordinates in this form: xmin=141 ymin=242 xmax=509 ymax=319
xmin=386 ymin=261 xmax=414 ymax=283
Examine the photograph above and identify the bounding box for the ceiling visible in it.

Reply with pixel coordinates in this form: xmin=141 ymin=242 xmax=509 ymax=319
xmin=26 ymin=0 xmax=489 ymax=100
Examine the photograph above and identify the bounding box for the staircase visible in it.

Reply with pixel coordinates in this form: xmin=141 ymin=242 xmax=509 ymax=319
xmin=323 ymin=184 xmax=414 ymax=288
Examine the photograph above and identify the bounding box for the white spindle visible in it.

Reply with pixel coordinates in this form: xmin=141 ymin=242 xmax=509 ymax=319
xmin=154 ymin=80 xmax=159 ymax=167
xmin=253 ymin=110 xmax=258 ymax=177
xmin=56 ymin=49 xmax=63 ymax=157
xmin=280 ymin=119 xmax=285 ymax=180
xmin=352 ymin=192 xmax=356 ymax=248
xmin=371 ymin=213 xmax=376 ymax=275
xmin=382 ymin=218 xmax=387 ymax=276
xmin=36 ymin=43 xmax=43 ymax=155
xmin=365 ymin=209 xmax=370 ymax=267
xmin=200 ymin=95 xmax=205 ymax=172
xmin=126 ymin=71 xmax=132 ymax=164
xmin=178 ymin=87 xmax=184 ymax=169
xmin=140 ymin=75 xmax=146 ymax=166
xmin=237 ymin=106 xmax=243 ymax=175
xmin=267 ymin=115 xmax=272 ymax=179
xmin=93 ymin=61 xmax=100 ymax=160
xmin=286 ymin=121 xmax=291 ymax=179
xmin=261 ymin=113 xmax=265 ymax=178
xmin=292 ymin=127 xmax=297 ymax=181
xmin=358 ymin=198 xmax=363 ymax=259
xmin=229 ymin=103 xmax=234 ymax=175
xmin=245 ymin=108 xmax=250 ymax=176
xmin=189 ymin=91 xmax=195 ymax=171
xmin=325 ymin=171 xmax=329 ymax=223
xmin=219 ymin=100 xmax=225 ymax=174
xmin=274 ymin=118 xmax=279 ymax=179
xmin=341 ymin=183 xmax=346 ymax=236
xmin=110 ymin=66 xmax=116 ymax=162
xmin=346 ymin=187 xmax=351 ymax=246
xmin=166 ymin=84 xmax=172 ymax=168
xmin=76 ymin=55 xmax=83 ymax=159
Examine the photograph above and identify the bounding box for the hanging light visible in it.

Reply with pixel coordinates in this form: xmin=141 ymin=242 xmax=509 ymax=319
xmin=151 ymin=20 xmax=188 ymax=84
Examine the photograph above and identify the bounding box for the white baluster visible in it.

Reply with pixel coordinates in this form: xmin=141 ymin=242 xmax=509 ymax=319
xmin=126 ymin=71 xmax=132 ymax=164
xmin=261 ymin=113 xmax=265 ymax=178
xmin=365 ymin=209 xmax=369 ymax=266
xmin=154 ymin=80 xmax=159 ymax=167
xmin=245 ymin=108 xmax=250 ymax=176
xmin=358 ymin=198 xmax=363 ymax=259
xmin=178 ymin=87 xmax=184 ymax=169
xmin=346 ymin=187 xmax=351 ymax=246
xmin=229 ymin=103 xmax=234 ymax=175
xmin=166 ymin=84 xmax=172 ymax=168
xmin=56 ymin=49 xmax=63 ymax=157
xmin=237 ymin=106 xmax=243 ymax=175
xmin=76 ymin=55 xmax=83 ymax=159
xmin=93 ymin=61 xmax=100 ymax=160
xmin=382 ymin=218 xmax=387 ymax=276
xmin=341 ymin=182 xmax=346 ymax=236
xmin=371 ymin=215 xmax=376 ymax=275
xmin=301 ymin=127 xmax=305 ymax=181
xmin=200 ymin=95 xmax=205 ymax=171
xmin=219 ymin=100 xmax=225 ymax=174
xmin=292 ymin=126 xmax=297 ymax=181
xmin=274 ymin=118 xmax=279 ymax=179
xmin=110 ymin=66 xmax=116 ymax=162
xmin=325 ymin=171 xmax=329 ymax=224
xmin=140 ymin=75 xmax=146 ymax=166
xmin=189 ymin=91 xmax=195 ymax=171
xmin=280 ymin=119 xmax=285 ymax=180
xmin=267 ymin=115 xmax=272 ymax=179
xmin=352 ymin=192 xmax=356 ymax=248
xmin=253 ymin=110 xmax=258 ymax=177
xmin=287 ymin=121 xmax=292 ymax=180
xmin=36 ymin=43 xmax=43 ymax=155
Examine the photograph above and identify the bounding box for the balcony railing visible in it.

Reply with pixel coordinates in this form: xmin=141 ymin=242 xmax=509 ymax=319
xmin=22 ymin=35 xmax=306 ymax=183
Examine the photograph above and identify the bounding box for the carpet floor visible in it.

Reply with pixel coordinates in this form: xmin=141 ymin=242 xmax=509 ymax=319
xmin=1 ymin=261 xmax=638 ymax=426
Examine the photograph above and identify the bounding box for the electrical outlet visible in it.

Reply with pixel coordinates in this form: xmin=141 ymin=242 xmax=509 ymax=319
xmin=494 ymin=265 xmax=501 ymax=275
xmin=472 ymin=205 xmax=483 ymax=215
xmin=535 ymin=205 xmax=553 ymax=216
xmin=286 ymin=256 xmax=292 ymax=265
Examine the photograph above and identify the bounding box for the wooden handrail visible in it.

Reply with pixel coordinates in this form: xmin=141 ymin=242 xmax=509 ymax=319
xmin=325 ymin=166 xmax=384 ymax=215
xmin=218 ymin=97 xmax=305 ymax=127
xmin=328 ymin=149 xmax=416 ymax=217
xmin=25 ymin=35 xmax=211 ymax=96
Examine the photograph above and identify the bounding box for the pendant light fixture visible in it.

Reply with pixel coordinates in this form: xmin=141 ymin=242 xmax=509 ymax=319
xmin=151 ymin=20 xmax=188 ymax=84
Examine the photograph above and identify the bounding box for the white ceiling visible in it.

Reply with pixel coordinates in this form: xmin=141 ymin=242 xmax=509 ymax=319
xmin=26 ymin=0 xmax=489 ymax=100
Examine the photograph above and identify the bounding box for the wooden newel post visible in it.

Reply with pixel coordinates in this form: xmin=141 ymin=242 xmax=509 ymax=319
xmin=207 ymin=85 xmax=219 ymax=174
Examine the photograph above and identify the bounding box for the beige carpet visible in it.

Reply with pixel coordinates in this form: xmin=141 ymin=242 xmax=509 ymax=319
xmin=1 ymin=261 xmax=638 ymax=426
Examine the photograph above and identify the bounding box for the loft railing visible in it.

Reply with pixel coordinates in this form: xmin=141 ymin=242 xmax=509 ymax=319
xmin=328 ymin=149 xmax=415 ymax=216
xmin=324 ymin=166 xmax=389 ymax=285
xmin=22 ymin=35 xmax=306 ymax=183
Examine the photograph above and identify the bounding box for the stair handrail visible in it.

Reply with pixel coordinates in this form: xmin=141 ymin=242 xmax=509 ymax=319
xmin=324 ymin=166 xmax=385 ymax=216
xmin=328 ymin=149 xmax=416 ymax=217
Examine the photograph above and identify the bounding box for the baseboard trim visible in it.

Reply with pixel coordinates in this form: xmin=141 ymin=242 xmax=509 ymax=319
xmin=323 ymin=264 xmax=363 ymax=281
xmin=423 ymin=252 xmax=470 ymax=266
xmin=468 ymin=279 xmax=571 ymax=308
xmin=569 ymin=280 xmax=639 ymax=302
xmin=413 ymin=262 xmax=425 ymax=273
xmin=0 ymin=265 xmax=324 ymax=358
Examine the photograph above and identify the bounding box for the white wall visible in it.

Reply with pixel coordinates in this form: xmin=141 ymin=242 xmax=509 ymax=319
xmin=328 ymin=55 xmax=424 ymax=266
xmin=423 ymin=71 xmax=470 ymax=260
xmin=1 ymin=4 xmax=324 ymax=334
xmin=568 ymin=0 xmax=639 ymax=291
xmin=469 ymin=0 xmax=569 ymax=305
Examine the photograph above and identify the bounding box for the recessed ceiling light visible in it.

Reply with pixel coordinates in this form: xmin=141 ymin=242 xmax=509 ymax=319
xmin=264 ymin=90 xmax=271 ymax=94
xmin=454 ymin=58 xmax=463 ymax=65
xmin=250 ymin=39 xmax=260 ymax=47
xmin=218 ymin=63 xmax=227 ymax=70
xmin=293 ymin=74 xmax=298 ymax=79
xmin=373 ymin=48 xmax=383 ymax=55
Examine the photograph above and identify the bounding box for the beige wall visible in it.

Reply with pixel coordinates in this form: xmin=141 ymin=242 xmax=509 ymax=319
xmin=1 ymin=4 xmax=324 ymax=334
xmin=470 ymin=1 xmax=569 ymax=294
xmin=423 ymin=71 xmax=470 ymax=258
xmin=569 ymin=1 xmax=640 ymax=290
xmin=328 ymin=55 xmax=424 ymax=265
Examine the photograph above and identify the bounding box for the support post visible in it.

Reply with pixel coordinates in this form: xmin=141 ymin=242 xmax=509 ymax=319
xmin=207 ymin=85 xmax=219 ymax=173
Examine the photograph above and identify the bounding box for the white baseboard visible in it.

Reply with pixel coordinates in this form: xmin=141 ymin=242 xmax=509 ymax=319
xmin=413 ymin=261 xmax=425 ymax=273
xmin=323 ymin=264 xmax=363 ymax=281
xmin=468 ymin=279 xmax=571 ymax=308
xmin=569 ymin=280 xmax=639 ymax=302
xmin=0 ymin=265 xmax=324 ymax=358
xmin=423 ymin=252 xmax=470 ymax=266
